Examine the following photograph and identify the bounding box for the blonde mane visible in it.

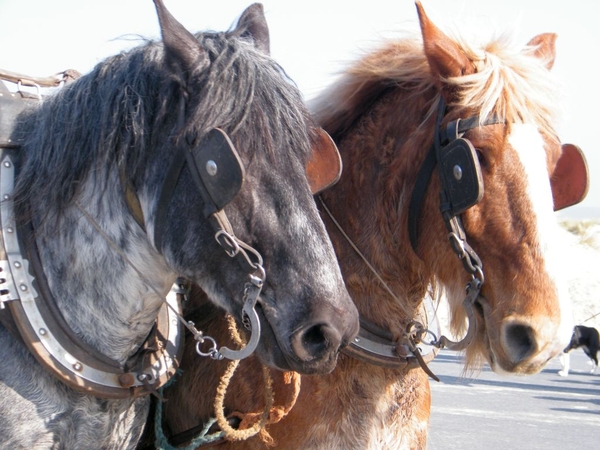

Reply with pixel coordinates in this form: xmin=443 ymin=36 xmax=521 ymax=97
xmin=313 ymin=30 xmax=562 ymax=140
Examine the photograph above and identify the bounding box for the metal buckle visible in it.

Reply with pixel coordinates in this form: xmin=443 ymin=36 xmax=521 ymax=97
xmin=0 ymin=259 xmax=17 ymax=308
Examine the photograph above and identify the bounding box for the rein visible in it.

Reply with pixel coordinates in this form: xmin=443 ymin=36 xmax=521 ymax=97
xmin=318 ymin=196 xmax=440 ymax=380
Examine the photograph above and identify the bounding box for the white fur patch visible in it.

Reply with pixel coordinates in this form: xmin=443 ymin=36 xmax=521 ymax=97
xmin=508 ymin=124 xmax=573 ymax=348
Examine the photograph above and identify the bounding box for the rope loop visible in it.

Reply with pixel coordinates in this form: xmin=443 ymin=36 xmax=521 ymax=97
xmin=213 ymin=315 xmax=301 ymax=445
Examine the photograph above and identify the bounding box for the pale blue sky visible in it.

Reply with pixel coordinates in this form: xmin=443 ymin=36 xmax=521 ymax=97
xmin=1 ymin=0 xmax=597 ymax=218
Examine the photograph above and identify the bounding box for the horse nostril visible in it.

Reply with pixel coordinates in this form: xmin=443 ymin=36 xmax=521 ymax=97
xmin=291 ymin=323 xmax=342 ymax=362
xmin=503 ymin=323 xmax=538 ymax=363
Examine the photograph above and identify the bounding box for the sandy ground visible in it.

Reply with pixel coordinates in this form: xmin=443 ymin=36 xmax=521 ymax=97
xmin=558 ymin=219 xmax=600 ymax=331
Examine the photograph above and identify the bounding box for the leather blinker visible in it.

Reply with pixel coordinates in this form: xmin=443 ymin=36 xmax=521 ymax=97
xmin=439 ymin=137 xmax=484 ymax=216
xmin=191 ymin=128 xmax=245 ymax=212
xmin=190 ymin=127 xmax=342 ymax=213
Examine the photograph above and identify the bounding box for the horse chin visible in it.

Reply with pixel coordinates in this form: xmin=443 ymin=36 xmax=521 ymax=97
xmin=485 ymin=344 xmax=549 ymax=375
xmin=253 ymin=304 xmax=339 ymax=375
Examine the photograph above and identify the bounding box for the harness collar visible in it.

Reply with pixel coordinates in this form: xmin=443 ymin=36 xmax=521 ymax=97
xmin=0 ymin=149 xmax=183 ymax=398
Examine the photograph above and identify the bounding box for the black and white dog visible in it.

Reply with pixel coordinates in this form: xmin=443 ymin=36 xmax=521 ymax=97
xmin=558 ymin=325 xmax=599 ymax=376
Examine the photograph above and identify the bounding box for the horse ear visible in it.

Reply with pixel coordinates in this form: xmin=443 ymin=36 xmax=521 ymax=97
xmin=306 ymin=129 xmax=342 ymax=194
xmin=527 ymin=33 xmax=557 ymax=70
xmin=551 ymin=143 xmax=589 ymax=211
xmin=153 ymin=0 xmax=208 ymax=77
xmin=416 ymin=1 xmax=475 ymax=83
xmin=235 ymin=3 xmax=271 ymax=55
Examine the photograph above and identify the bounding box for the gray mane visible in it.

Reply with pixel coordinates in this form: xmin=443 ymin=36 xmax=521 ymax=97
xmin=12 ymin=28 xmax=312 ymax=225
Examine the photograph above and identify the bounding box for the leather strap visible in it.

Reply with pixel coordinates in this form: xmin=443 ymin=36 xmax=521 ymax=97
xmin=440 ymin=114 xmax=503 ymax=145
xmin=0 ymin=68 xmax=80 ymax=88
xmin=154 ymin=145 xmax=187 ymax=252
xmin=120 ymin=165 xmax=146 ymax=232
xmin=407 ymin=145 xmax=437 ymax=253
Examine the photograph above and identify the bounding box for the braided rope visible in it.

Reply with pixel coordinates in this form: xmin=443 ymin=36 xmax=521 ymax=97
xmin=214 ymin=315 xmax=302 ymax=445
xmin=214 ymin=315 xmax=273 ymax=442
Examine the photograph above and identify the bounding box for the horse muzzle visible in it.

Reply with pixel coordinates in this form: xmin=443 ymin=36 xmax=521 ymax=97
xmin=254 ymin=298 xmax=358 ymax=374
xmin=477 ymin=296 xmax=570 ymax=374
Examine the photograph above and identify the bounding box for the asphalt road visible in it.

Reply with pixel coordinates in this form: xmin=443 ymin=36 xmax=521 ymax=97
xmin=427 ymin=350 xmax=599 ymax=449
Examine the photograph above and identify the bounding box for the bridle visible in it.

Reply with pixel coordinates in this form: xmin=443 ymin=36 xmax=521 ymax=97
xmin=0 ymin=64 xmax=345 ymax=409
xmin=337 ymin=96 xmax=505 ymax=378
xmin=335 ymin=91 xmax=589 ymax=374
xmin=407 ymin=96 xmax=504 ymax=350
xmin=150 ymin=94 xmax=589 ymax=448
xmin=121 ymin=91 xmax=273 ymax=368
xmin=408 ymin=97 xmax=502 ymax=265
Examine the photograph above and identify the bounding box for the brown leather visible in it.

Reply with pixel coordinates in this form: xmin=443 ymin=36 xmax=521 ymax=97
xmin=0 ymin=68 xmax=80 ymax=88
xmin=552 ymin=143 xmax=589 ymax=211
xmin=306 ymin=128 xmax=342 ymax=194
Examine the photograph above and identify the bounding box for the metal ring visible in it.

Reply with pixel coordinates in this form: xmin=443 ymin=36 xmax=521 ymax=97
xmin=195 ymin=336 xmax=219 ymax=358
xmin=249 ymin=266 xmax=266 ymax=286
xmin=471 ymin=265 xmax=485 ymax=285
xmin=421 ymin=329 xmax=439 ymax=346
xmin=236 ymin=240 xmax=264 ymax=271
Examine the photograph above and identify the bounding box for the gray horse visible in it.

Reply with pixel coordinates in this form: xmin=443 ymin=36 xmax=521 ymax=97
xmin=0 ymin=1 xmax=358 ymax=448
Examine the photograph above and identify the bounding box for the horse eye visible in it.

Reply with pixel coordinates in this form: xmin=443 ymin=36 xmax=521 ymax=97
xmin=476 ymin=148 xmax=487 ymax=168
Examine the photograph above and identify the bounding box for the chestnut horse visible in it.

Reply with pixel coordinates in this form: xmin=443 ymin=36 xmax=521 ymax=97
xmin=144 ymin=2 xmax=587 ymax=448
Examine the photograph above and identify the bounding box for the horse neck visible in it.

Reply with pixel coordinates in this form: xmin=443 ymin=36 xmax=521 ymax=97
xmin=32 ymin=170 xmax=177 ymax=363
xmin=319 ymin=88 xmax=445 ymax=331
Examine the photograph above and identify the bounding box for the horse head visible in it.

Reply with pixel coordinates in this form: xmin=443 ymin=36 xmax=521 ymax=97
xmin=312 ymin=2 xmax=582 ymax=376
xmin=148 ymin=0 xmax=358 ymax=374
xmin=415 ymin=2 xmax=578 ymax=373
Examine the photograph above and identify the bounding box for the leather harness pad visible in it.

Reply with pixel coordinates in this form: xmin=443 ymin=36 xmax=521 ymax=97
xmin=192 ymin=128 xmax=245 ymax=212
xmin=552 ymin=143 xmax=589 ymax=211
xmin=439 ymin=137 xmax=484 ymax=216
xmin=306 ymin=129 xmax=342 ymax=194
